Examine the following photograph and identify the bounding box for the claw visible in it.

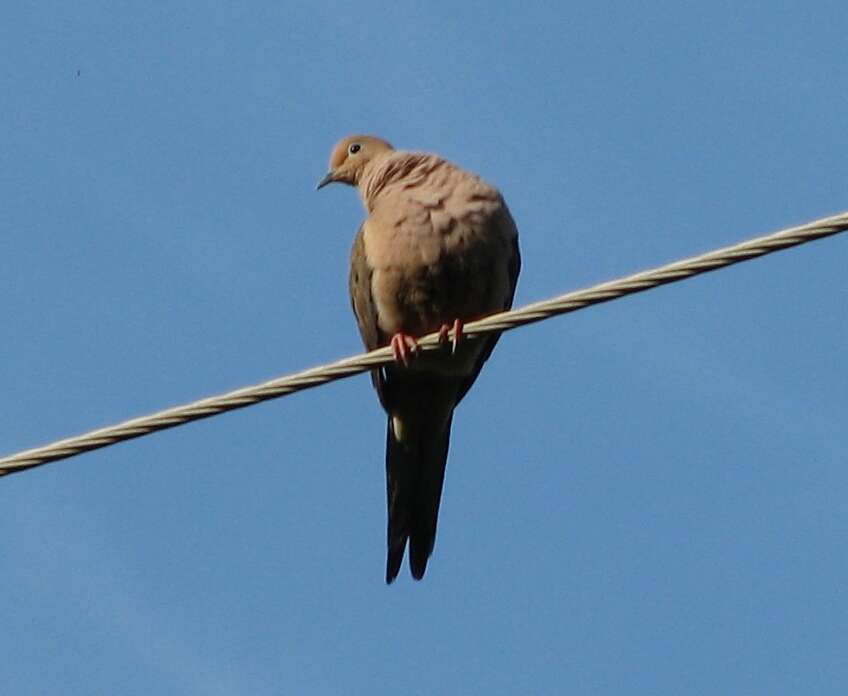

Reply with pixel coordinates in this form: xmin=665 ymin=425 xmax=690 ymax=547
xmin=437 ymin=319 xmax=464 ymax=354
xmin=390 ymin=332 xmax=419 ymax=366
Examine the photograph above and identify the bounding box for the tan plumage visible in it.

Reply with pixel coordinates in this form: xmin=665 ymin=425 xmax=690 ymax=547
xmin=319 ymin=135 xmax=520 ymax=582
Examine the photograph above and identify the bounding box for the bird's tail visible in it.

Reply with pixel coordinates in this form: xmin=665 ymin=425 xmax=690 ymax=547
xmin=384 ymin=412 xmax=453 ymax=584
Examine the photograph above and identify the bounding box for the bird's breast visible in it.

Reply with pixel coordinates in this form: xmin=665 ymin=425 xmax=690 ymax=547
xmin=366 ymin=225 xmax=509 ymax=343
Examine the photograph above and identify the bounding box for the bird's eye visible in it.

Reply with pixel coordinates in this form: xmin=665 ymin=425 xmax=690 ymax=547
xmin=348 ymin=143 xmax=361 ymax=155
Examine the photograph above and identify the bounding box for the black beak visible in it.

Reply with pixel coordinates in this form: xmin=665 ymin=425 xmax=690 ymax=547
xmin=316 ymin=172 xmax=335 ymax=190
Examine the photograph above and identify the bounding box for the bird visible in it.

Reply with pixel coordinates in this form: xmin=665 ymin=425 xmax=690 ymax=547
xmin=317 ymin=135 xmax=520 ymax=583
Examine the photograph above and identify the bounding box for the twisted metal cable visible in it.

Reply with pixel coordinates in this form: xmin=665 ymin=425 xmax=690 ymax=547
xmin=2 ymin=210 xmax=847 ymax=477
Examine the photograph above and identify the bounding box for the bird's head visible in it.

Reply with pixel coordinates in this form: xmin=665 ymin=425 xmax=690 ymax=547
xmin=317 ymin=135 xmax=394 ymax=190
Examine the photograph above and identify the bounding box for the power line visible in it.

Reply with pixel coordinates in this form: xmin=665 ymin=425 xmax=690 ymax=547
xmin=2 ymin=210 xmax=846 ymax=477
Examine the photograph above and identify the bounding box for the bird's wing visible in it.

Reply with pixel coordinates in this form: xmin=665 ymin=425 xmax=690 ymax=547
xmin=349 ymin=222 xmax=390 ymax=405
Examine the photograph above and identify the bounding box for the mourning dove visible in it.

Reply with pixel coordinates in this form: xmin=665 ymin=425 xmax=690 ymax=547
xmin=318 ymin=135 xmax=520 ymax=583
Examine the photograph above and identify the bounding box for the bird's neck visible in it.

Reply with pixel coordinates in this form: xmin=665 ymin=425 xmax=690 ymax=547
xmin=359 ymin=152 xmax=445 ymax=211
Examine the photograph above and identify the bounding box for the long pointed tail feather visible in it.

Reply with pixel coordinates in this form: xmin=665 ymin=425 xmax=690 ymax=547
xmin=384 ymin=413 xmax=453 ymax=584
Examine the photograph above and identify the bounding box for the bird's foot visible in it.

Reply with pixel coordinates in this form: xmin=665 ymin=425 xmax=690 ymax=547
xmin=390 ymin=332 xmax=419 ymax=366
xmin=437 ymin=319 xmax=464 ymax=354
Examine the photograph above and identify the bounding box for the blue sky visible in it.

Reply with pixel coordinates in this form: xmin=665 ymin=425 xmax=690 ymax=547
xmin=2 ymin=1 xmax=847 ymax=694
